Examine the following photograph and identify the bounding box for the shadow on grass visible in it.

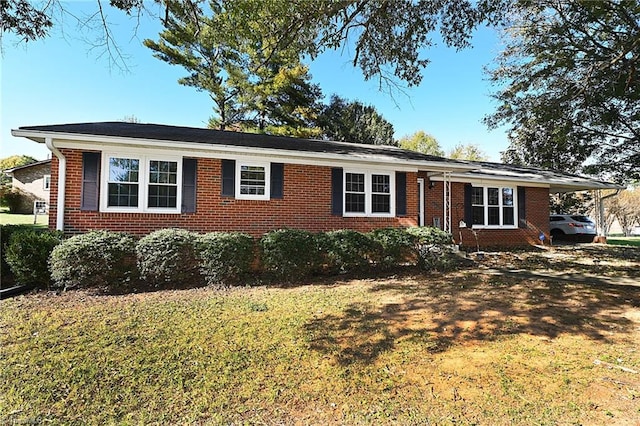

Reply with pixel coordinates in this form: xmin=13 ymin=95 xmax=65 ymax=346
xmin=303 ymin=268 xmax=640 ymax=366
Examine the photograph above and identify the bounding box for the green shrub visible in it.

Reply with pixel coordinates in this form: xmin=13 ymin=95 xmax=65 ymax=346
xmin=1 ymin=224 xmax=35 ymax=283
xmin=259 ymin=229 xmax=319 ymax=281
xmin=49 ymin=231 xmax=138 ymax=291
xmin=5 ymin=229 xmax=62 ymax=288
xmin=196 ymin=232 xmax=255 ymax=286
xmin=1 ymin=188 xmax=36 ymax=213
xmin=317 ymin=230 xmax=379 ymax=273
xmin=405 ymin=226 xmax=453 ymax=245
xmin=405 ymin=227 xmax=458 ymax=271
xmin=368 ymin=228 xmax=416 ymax=268
xmin=136 ymin=228 xmax=201 ymax=288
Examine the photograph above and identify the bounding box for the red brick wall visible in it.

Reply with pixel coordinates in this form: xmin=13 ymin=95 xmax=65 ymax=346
xmin=422 ymin=178 xmax=550 ymax=249
xmin=51 ymin=151 xmax=418 ymax=237
xmin=50 ymin=150 xmax=550 ymax=246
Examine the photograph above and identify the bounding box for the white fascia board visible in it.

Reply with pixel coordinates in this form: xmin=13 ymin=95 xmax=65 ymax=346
xmin=430 ymin=172 xmax=550 ymax=188
xmin=14 ymin=129 xmax=475 ymax=173
xmin=432 ymin=170 xmax=622 ymax=191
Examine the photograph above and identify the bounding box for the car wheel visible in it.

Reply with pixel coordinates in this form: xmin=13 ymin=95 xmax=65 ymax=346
xmin=550 ymin=229 xmax=564 ymax=239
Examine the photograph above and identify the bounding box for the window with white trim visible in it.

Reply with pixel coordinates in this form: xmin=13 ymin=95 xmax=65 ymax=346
xmin=43 ymin=174 xmax=51 ymax=191
xmin=235 ymin=162 xmax=270 ymax=200
xmin=471 ymin=186 xmax=516 ymax=228
xmin=345 ymin=172 xmax=365 ymax=213
xmin=108 ymin=157 xmax=140 ymax=208
xmin=102 ymin=154 xmax=181 ymax=213
xmin=371 ymin=174 xmax=391 ymax=213
xmin=148 ymin=160 xmax=178 ymax=208
xmin=343 ymin=170 xmax=394 ymax=216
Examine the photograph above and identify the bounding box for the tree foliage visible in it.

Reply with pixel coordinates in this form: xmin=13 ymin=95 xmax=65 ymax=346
xmin=144 ymin=1 xmax=322 ymax=136
xmin=0 ymin=155 xmax=37 ymax=172
xmin=397 ymin=131 xmax=444 ymax=156
xmin=448 ymin=143 xmax=489 ymax=161
xmin=0 ymin=155 xmax=38 ymax=189
xmin=3 ymin=0 xmax=501 ymax=88
xmin=488 ymin=1 xmax=640 ymax=183
xmin=317 ymin=95 xmax=394 ymax=145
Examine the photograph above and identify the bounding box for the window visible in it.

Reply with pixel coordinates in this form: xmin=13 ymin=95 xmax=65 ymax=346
xmin=148 ymin=160 xmax=178 ymax=208
xmin=471 ymin=187 xmax=484 ymax=225
xmin=371 ymin=174 xmax=391 ymax=213
xmin=471 ymin=186 xmax=517 ymax=228
xmin=43 ymin=175 xmax=51 ymax=191
xmin=102 ymin=154 xmax=181 ymax=213
xmin=108 ymin=158 xmax=140 ymax=208
xmin=343 ymin=170 xmax=394 ymax=216
xmin=345 ymin=172 xmax=365 ymax=213
xmin=235 ymin=162 xmax=270 ymax=200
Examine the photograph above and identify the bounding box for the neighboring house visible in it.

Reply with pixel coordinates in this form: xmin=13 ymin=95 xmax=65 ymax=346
xmin=11 ymin=122 xmax=620 ymax=247
xmin=3 ymin=159 xmax=51 ymax=213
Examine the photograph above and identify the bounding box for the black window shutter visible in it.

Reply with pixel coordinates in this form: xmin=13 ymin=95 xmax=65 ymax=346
xmin=81 ymin=152 xmax=100 ymax=211
xmin=270 ymin=163 xmax=284 ymax=199
xmin=518 ymin=186 xmax=527 ymax=228
xmin=221 ymin=159 xmax=235 ymax=197
xmin=395 ymin=171 xmax=407 ymax=216
xmin=464 ymin=183 xmax=473 ymax=226
xmin=331 ymin=167 xmax=343 ymax=215
xmin=181 ymin=158 xmax=197 ymax=213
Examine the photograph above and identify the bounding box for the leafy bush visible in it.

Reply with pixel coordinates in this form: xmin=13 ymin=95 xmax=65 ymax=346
xmin=1 ymin=188 xmax=37 ymax=213
xmin=259 ymin=229 xmax=319 ymax=281
xmin=405 ymin=226 xmax=453 ymax=245
xmin=196 ymin=232 xmax=255 ymax=286
xmin=136 ymin=228 xmax=201 ymax=288
xmin=1 ymin=225 xmax=35 ymax=283
xmin=5 ymin=229 xmax=62 ymax=288
xmin=405 ymin=227 xmax=459 ymax=271
xmin=316 ymin=230 xmax=379 ymax=273
xmin=49 ymin=231 xmax=138 ymax=291
xmin=368 ymin=228 xmax=416 ymax=268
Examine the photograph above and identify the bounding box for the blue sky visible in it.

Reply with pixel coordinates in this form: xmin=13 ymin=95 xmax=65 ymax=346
xmin=1 ymin=3 xmax=508 ymax=161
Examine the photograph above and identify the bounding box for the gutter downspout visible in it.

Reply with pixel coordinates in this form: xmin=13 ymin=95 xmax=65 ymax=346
xmin=597 ymin=189 xmax=621 ymax=237
xmin=45 ymin=137 xmax=66 ymax=232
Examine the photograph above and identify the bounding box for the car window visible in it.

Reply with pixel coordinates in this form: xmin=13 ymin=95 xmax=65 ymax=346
xmin=570 ymin=215 xmax=593 ymax=223
xmin=550 ymin=216 xmax=563 ymax=222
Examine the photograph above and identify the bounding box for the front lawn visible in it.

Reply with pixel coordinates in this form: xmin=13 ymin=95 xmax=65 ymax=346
xmin=0 ymin=211 xmax=48 ymax=227
xmin=2 ymin=246 xmax=639 ymax=424
xmin=608 ymin=237 xmax=640 ymax=247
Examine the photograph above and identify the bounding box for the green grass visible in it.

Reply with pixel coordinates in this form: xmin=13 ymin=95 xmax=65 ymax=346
xmin=607 ymin=237 xmax=640 ymax=247
xmin=2 ymin=249 xmax=639 ymax=425
xmin=0 ymin=211 xmax=48 ymax=227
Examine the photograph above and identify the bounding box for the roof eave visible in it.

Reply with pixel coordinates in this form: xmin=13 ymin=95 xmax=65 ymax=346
xmin=12 ymin=128 xmax=477 ymax=172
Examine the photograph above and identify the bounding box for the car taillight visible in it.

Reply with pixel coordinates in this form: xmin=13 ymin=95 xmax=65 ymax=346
xmin=569 ymin=223 xmax=584 ymax=228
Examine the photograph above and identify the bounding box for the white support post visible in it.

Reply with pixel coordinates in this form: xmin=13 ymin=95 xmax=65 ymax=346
xmin=443 ymin=171 xmax=451 ymax=233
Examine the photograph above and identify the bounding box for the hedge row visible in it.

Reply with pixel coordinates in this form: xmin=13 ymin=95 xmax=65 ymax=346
xmin=1 ymin=226 xmax=455 ymax=292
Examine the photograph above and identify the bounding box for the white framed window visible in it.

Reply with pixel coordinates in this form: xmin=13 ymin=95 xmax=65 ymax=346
xmin=101 ymin=153 xmax=182 ymax=213
xmin=148 ymin=160 xmax=178 ymax=208
xmin=43 ymin=174 xmax=51 ymax=191
xmin=235 ymin=162 xmax=270 ymax=200
xmin=345 ymin=172 xmax=366 ymax=213
xmin=471 ymin=186 xmax=517 ymax=228
xmin=343 ymin=169 xmax=395 ymax=217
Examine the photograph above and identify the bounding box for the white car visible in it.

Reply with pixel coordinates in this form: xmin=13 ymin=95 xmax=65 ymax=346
xmin=550 ymin=214 xmax=597 ymax=242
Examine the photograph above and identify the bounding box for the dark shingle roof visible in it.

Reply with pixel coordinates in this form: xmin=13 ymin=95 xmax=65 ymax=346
xmin=17 ymin=122 xmax=466 ymax=165
xmin=3 ymin=159 xmax=51 ymax=173
xmin=462 ymin=160 xmax=623 ymax=191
